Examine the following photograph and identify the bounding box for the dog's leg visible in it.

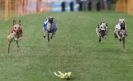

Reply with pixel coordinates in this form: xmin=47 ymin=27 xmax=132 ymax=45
xmin=16 ymin=40 xmax=21 ymax=53
xmin=15 ymin=40 xmax=19 ymax=48
xmin=51 ymin=33 xmax=54 ymax=39
xmin=47 ymin=33 xmax=50 ymax=42
xmin=7 ymin=35 xmax=12 ymax=53
xmin=8 ymin=39 xmax=13 ymax=53
xmin=43 ymin=31 xmax=47 ymax=38
xmin=8 ymin=43 xmax=10 ymax=53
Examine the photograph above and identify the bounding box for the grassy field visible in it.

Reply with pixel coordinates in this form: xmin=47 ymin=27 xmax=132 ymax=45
xmin=0 ymin=11 xmax=133 ymax=81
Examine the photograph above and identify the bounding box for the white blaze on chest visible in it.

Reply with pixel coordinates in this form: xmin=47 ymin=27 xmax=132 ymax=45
xmin=115 ymin=23 xmax=121 ymax=30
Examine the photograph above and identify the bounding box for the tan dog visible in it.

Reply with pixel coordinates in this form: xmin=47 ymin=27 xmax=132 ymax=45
xmin=54 ymin=71 xmax=72 ymax=80
xmin=7 ymin=20 xmax=23 ymax=53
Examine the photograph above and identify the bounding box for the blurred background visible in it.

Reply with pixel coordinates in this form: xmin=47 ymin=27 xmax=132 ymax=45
xmin=0 ymin=0 xmax=133 ymax=20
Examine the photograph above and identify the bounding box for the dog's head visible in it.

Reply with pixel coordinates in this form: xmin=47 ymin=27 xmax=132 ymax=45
xmin=48 ymin=16 xmax=54 ymax=23
xmin=99 ymin=22 xmax=108 ymax=30
xmin=118 ymin=18 xmax=125 ymax=24
xmin=12 ymin=19 xmax=22 ymax=32
xmin=118 ymin=18 xmax=126 ymax=28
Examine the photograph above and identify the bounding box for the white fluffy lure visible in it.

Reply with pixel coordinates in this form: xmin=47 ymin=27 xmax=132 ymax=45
xmin=54 ymin=71 xmax=72 ymax=80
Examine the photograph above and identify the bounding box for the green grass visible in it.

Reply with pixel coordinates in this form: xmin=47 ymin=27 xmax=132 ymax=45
xmin=0 ymin=11 xmax=133 ymax=81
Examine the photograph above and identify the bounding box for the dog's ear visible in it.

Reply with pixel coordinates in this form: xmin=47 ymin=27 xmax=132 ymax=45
xmin=97 ymin=24 xmax=100 ymax=28
xmin=100 ymin=22 xmax=103 ymax=25
xmin=13 ymin=19 xmax=16 ymax=25
xmin=18 ymin=20 xmax=21 ymax=25
xmin=106 ymin=23 xmax=108 ymax=26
